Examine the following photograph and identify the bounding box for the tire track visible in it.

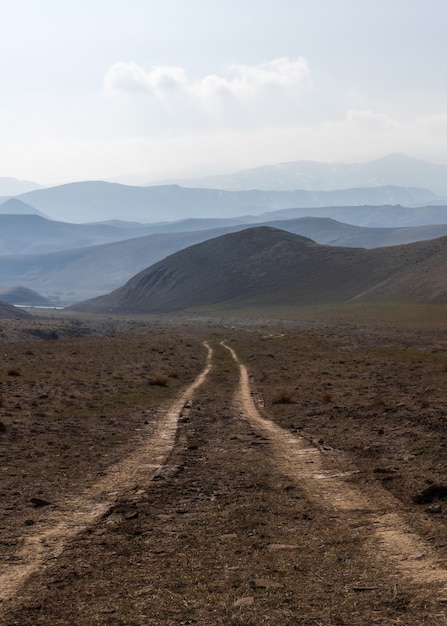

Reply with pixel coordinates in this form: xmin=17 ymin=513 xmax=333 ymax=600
xmin=0 ymin=342 xmax=213 ymax=608
xmin=223 ymin=341 xmax=447 ymax=596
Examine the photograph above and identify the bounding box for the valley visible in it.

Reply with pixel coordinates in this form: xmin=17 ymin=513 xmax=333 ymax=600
xmin=1 ymin=310 xmax=447 ymax=624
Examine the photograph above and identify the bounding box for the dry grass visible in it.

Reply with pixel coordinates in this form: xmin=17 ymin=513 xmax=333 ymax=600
xmin=148 ymin=374 xmax=169 ymax=386
xmin=7 ymin=368 xmax=21 ymax=377
xmin=320 ymin=390 xmax=333 ymax=403
xmin=271 ymin=388 xmax=294 ymax=404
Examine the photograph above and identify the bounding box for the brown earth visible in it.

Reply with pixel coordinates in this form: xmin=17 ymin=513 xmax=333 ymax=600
xmin=0 ymin=312 xmax=447 ymax=624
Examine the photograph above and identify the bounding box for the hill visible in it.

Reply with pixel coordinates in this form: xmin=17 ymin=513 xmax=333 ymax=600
xmin=72 ymin=227 xmax=447 ymax=314
xmin=0 ymin=300 xmax=31 ymax=319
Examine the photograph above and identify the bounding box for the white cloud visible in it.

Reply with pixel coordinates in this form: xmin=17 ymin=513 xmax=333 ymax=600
xmin=345 ymin=109 xmax=398 ymax=131
xmin=104 ymin=63 xmax=188 ymax=96
xmin=104 ymin=56 xmax=312 ymax=104
xmin=102 ymin=57 xmax=316 ymax=135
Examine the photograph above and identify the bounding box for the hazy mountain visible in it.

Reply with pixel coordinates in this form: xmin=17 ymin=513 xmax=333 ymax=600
xmin=0 ymin=198 xmax=47 ymax=217
xmin=0 ymin=177 xmax=41 ymax=196
xmin=3 ymin=217 xmax=447 ymax=305
xmin=253 ymin=203 xmax=447 ymax=228
xmin=156 ymin=154 xmax=447 ymax=195
xmin=0 ymin=214 xmax=250 ymax=256
xmin=0 ymin=286 xmax=55 ymax=307
xmin=11 ymin=180 xmax=440 ymax=223
xmin=0 ymin=214 xmax=169 ymax=255
xmin=3 ymin=202 xmax=447 ymax=258
xmin=72 ymin=227 xmax=447 ymax=314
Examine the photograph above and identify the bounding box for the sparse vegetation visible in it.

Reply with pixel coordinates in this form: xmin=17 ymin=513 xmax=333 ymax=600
xmin=272 ymin=388 xmax=294 ymax=404
xmin=1 ymin=311 xmax=447 ymax=625
xmin=148 ymin=374 xmax=169 ymax=386
xmin=320 ymin=390 xmax=333 ymax=403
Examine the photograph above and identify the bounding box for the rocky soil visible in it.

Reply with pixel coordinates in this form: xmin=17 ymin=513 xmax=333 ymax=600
xmin=0 ymin=312 xmax=447 ymax=624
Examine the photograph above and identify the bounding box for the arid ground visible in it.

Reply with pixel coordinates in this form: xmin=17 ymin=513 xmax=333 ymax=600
xmin=1 ymin=309 xmax=447 ymax=625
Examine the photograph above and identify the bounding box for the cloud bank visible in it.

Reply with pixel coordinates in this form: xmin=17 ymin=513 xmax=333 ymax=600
xmin=103 ymin=57 xmax=314 ymax=130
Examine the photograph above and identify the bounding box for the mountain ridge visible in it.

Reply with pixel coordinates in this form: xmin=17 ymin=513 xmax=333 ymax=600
xmin=1 ymin=181 xmax=440 ymax=223
xmin=152 ymin=153 xmax=447 ymax=195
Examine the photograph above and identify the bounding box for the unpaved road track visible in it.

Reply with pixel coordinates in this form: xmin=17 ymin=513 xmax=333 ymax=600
xmin=224 ymin=342 xmax=447 ymax=594
xmin=3 ymin=339 xmax=447 ymax=625
xmin=0 ymin=343 xmax=213 ymax=612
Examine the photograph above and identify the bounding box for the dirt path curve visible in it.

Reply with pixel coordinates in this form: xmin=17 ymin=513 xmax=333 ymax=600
xmin=223 ymin=341 xmax=447 ymax=598
xmin=0 ymin=342 xmax=213 ymax=609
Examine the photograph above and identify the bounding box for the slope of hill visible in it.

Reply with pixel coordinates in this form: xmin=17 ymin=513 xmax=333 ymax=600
xmin=71 ymin=227 xmax=447 ymax=314
xmin=13 ymin=181 xmax=440 ymax=223
xmin=0 ymin=300 xmax=31 ymax=319
xmin=158 ymin=153 xmax=447 ymax=195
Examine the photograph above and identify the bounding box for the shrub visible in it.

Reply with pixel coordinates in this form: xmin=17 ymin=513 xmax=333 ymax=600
xmin=320 ymin=391 xmax=333 ymax=404
xmin=149 ymin=374 xmax=169 ymax=387
xmin=7 ymin=368 xmax=21 ymax=377
xmin=168 ymin=370 xmax=179 ymax=379
xmin=272 ymin=389 xmax=294 ymax=405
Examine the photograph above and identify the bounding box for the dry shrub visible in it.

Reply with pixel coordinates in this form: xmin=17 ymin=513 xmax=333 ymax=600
xmin=7 ymin=368 xmax=21 ymax=377
xmin=320 ymin=391 xmax=333 ymax=404
xmin=168 ymin=370 xmax=179 ymax=379
xmin=149 ymin=374 xmax=169 ymax=387
xmin=272 ymin=389 xmax=294 ymax=405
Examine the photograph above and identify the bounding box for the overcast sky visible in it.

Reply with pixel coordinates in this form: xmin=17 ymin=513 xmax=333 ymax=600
xmin=1 ymin=0 xmax=447 ymax=184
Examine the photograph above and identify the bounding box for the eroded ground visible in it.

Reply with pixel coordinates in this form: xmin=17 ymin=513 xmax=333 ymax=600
xmin=0 ymin=313 xmax=447 ymax=624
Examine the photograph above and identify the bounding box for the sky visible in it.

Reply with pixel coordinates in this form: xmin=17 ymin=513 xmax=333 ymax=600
xmin=1 ymin=0 xmax=447 ymax=185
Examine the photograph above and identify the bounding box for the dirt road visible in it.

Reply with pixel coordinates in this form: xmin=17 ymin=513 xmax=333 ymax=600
xmin=2 ymin=337 xmax=447 ymax=625
xmin=224 ymin=342 xmax=447 ymax=594
xmin=0 ymin=343 xmax=213 ymax=617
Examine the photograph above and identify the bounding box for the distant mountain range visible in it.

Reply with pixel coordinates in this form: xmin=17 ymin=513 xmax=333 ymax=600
xmin=0 ymin=181 xmax=442 ymax=224
xmin=3 ymin=215 xmax=447 ymax=305
xmin=0 ymin=177 xmax=41 ymax=196
xmin=72 ymin=227 xmax=447 ymax=314
xmin=3 ymin=207 xmax=447 ymax=257
xmin=156 ymin=153 xmax=447 ymax=195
